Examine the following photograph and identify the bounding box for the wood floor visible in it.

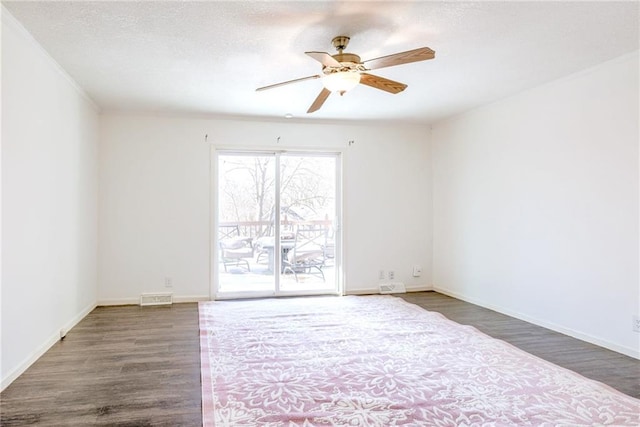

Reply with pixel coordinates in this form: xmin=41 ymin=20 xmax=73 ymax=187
xmin=1 ymin=291 xmax=638 ymax=425
xmin=398 ymin=292 xmax=640 ymax=399
xmin=0 ymin=303 xmax=202 ymax=426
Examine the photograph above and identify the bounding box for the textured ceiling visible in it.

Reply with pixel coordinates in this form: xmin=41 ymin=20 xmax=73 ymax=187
xmin=3 ymin=1 xmax=639 ymax=124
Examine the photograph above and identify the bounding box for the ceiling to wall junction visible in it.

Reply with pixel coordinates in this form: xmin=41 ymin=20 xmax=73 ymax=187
xmin=3 ymin=1 xmax=639 ymax=124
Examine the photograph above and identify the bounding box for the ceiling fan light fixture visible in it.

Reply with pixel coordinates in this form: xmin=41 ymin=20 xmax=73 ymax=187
xmin=322 ymin=71 xmax=361 ymax=95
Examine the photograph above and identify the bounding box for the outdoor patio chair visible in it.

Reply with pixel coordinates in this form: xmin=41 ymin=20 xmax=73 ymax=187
xmin=283 ymin=225 xmax=326 ymax=282
xmin=219 ymin=225 xmax=254 ymax=272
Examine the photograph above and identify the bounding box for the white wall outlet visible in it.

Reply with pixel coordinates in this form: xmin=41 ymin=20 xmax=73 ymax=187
xmin=388 ymin=270 xmax=395 ymax=280
xmin=165 ymin=277 xmax=173 ymax=288
xmin=412 ymin=265 xmax=422 ymax=277
xmin=378 ymin=270 xmax=385 ymax=280
xmin=633 ymin=315 xmax=640 ymax=333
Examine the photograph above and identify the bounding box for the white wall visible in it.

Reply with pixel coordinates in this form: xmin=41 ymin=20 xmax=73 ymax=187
xmin=98 ymin=114 xmax=432 ymax=302
xmin=431 ymin=52 xmax=639 ymax=358
xmin=1 ymin=9 xmax=100 ymax=389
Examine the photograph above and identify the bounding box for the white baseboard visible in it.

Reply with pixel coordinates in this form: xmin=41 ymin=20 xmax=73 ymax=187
xmin=1 ymin=301 xmax=97 ymax=392
xmin=97 ymin=297 xmax=139 ymax=306
xmin=434 ymin=286 xmax=640 ymax=360
xmin=97 ymin=295 xmax=210 ymax=306
xmin=346 ymin=284 xmax=433 ymax=296
xmin=174 ymin=295 xmax=210 ymax=303
xmin=405 ymin=284 xmax=434 ymax=293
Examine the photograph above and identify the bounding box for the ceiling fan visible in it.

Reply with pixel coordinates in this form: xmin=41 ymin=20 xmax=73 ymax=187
xmin=256 ymin=36 xmax=435 ymax=114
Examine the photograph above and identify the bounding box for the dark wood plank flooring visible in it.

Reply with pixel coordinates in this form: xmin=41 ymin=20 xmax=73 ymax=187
xmin=1 ymin=292 xmax=638 ymax=426
xmin=0 ymin=304 xmax=201 ymax=426
xmin=398 ymin=292 xmax=640 ymax=399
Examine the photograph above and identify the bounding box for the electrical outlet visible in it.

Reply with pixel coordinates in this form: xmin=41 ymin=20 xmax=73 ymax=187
xmin=388 ymin=270 xmax=395 ymax=280
xmin=378 ymin=270 xmax=385 ymax=280
xmin=165 ymin=277 xmax=173 ymax=288
xmin=633 ymin=315 xmax=640 ymax=333
xmin=412 ymin=265 xmax=422 ymax=277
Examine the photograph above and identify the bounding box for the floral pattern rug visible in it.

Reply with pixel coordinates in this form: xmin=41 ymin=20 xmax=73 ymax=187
xmin=199 ymin=295 xmax=639 ymax=426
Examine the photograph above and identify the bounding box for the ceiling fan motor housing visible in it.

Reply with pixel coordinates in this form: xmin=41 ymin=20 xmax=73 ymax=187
xmin=332 ymin=53 xmax=361 ymax=64
xmin=325 ymin=36 xmax=364 ymax=75
xmin=324 ymin=52 xmax=365 ymax=76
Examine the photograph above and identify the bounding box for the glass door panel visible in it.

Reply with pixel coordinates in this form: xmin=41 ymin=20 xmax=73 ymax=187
xmin=279 ymin=154 xmax=338 ymax=293
xmin=217 ymin=153 xmax=276 ymax=295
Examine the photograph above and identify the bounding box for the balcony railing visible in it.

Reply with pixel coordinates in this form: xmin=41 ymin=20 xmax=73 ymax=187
xmin=219 ymin=219 xmax=332 ymax=240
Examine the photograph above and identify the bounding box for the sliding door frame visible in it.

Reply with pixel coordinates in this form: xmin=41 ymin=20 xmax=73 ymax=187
xmin=210 ymin=145 xmax=344 ymax=300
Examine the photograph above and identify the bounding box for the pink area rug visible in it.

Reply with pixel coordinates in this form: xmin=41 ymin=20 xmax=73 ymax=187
xmin=199 ymin=295 xmax=639 ymax=426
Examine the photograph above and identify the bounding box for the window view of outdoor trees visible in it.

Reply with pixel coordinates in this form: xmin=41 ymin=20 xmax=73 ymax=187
xmin=217 ymin=153 xmax=337 ymax=293
xmin=219 ymin=155 xmax=335 ymax=238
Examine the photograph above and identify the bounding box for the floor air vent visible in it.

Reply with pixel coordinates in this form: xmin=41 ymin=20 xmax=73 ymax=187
xmin=379 ymin=282 xmax=407 ymax=294
xmin=140 ymin=293 xmax=173 ymax=306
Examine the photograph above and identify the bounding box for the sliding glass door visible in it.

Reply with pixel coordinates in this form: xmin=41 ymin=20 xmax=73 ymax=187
xmin=214 ymin=150 xmax=341 ymax=299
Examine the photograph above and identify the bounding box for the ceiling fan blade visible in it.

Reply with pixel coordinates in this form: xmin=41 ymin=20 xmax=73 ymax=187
xmin=256 ymin=75 xmax=320 ymax=92
xmin=305 ymin=51 xmax=342 ymax=68
xmin=363 ymin=47 xmax=435 ymax=70
xmin=307 ymin=88 xmax=331 ymax=113
xmin=359 ymin=73 xmax=407 ymax=94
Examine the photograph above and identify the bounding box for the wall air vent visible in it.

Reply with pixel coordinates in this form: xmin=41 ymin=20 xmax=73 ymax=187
xmin=379 ymin=282 xmax=406 ymax=294
xmin=140 ymin=293 xmax=173 ymax=306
